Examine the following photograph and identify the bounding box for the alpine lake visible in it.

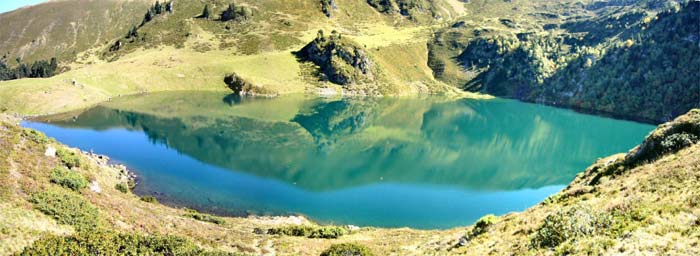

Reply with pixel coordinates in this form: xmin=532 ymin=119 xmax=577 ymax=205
xmin=23 ymin=92 xmax=655 ymax=229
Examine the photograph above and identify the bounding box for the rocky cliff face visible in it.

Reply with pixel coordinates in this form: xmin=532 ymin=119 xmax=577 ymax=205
xmin=296 ymin=30 xmax=379 ymax=86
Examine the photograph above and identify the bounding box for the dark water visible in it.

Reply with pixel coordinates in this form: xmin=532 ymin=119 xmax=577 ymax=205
xmin=23 ymin=92 xmax=654 ymax=229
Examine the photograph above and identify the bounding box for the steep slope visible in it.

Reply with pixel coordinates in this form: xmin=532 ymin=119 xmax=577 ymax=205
xmin=0 ymin=0 xmax=151 ymax=63
xmin=429 ymin=0 xmax=699 ymax=122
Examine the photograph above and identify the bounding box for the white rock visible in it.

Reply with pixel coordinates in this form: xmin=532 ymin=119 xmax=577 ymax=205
xmin=44 ymin=146 xmax=56 ymax=157
xmin=289 ymin=216 xmax=304 ymax=225
xmin=458 ymin=237 xmax=468 ymax=246
xmin=347 ymin=225 xmax=361 ymax=232
xmin=90 ymin=181 xmax=101 ymax=193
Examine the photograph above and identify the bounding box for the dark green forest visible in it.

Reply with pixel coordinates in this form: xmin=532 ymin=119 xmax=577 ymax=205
xmin=429 ymin=1 xmax=699 ymax=122
xmin=0 ymin=57 xmax=58 ymax=81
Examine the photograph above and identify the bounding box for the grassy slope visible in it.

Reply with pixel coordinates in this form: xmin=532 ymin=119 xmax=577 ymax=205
xmin=2 ymin=109 xmax=699 ymax=255
xmin=0 ymin=0 xmax=480 ymax=116
xmin=0 ymin=0 xmax=151 ymax=63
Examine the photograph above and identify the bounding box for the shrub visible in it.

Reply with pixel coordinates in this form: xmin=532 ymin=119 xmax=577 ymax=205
xmin=223 ymin=72 xmax=258 ymax=95
xmin=267 ymin=225 xmax=349 ymax=239
xmin=50 ymin=167 xmax=88 ymax=191
xmin=320 ymin=243 xmax=373 ymax=256
xmin=309 ymin=226 xmax=349 ymax=239
xmin=115 ymin=183 xmax=129 ymax=193
xmin=56 ymin=147 xmax=81 ymax=169
xmin=21 ymin=129 xmax=51 ymax=144
xmin=530 ymin=206 xmax=611 ymax=248
xmin=469 ymin=214 xmax=498 ymax=238
xmin=660 ymin=133 xmax=698 ymax=153
xmin=268 ymin=225 xmax=313 ymax=237
xmin=30 ymin=188 xmax=99 ymax=231
xmin=18 ymin=231 xmax=237 ymax=255
xmin=183 ymin=208 xmax=225 ymax=225
xmin=140 ymin=196 xmax=158 ymax=204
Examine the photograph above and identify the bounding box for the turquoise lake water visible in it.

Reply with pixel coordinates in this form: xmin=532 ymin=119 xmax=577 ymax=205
xmin=23 ymin=92 xmax=655 ymax=229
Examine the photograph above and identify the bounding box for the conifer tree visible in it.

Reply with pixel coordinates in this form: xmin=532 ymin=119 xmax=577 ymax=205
xmin=154 ymin=1 xmax=162 ymax=15
xmin=201 ymin=4 xmax=210 ymax=19
xmin=221 ymin=3 xmax=237 ymax=22
xmin=142 ymin=10 xmax=153 ymax=26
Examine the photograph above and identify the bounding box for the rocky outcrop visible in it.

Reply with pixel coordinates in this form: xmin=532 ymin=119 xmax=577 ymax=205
xmin=295 ymin=30 xmax=378 ymax=86
xmin=580 ymin=109 xmax=699 ymax=186
xmin=224 ymin=73 xmax=275 ymax=96
xmin=366 ymin=0 xmax=435 ymax=21
xmin=625 ymin=109 xmax=700 ymax=165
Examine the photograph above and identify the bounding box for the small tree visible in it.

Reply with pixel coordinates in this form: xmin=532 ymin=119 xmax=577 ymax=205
xmin=142 ymin=10 xmax=153 ymax=26
xmin=200 ymin=4 xmax=210 ymax=19
xmin=49 ymin=57 xmax=58 ymax=72
xmin=154 ymin=1 xmax=162 ymax=15
xmin=221 ymin=3 xmax=237 ymax=22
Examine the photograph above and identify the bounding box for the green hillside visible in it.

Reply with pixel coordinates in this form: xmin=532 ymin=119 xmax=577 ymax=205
xmin=0 ymin=0 xmax=479 ymax=116
xmin=428 ymin=0 xmax=699 ymax=122
xmin=0 ymin=0 xmax=151 ymax=64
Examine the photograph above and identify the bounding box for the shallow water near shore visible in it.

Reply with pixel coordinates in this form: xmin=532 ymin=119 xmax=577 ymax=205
xmin=23 ymin=92 xmax=654 ymax=229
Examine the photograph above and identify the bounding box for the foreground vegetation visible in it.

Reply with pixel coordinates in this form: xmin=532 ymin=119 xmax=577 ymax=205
xmin=0 ymin=0 xmax=698 ymax=254
xmin=2 ymin=108 xmax=699 ymax=255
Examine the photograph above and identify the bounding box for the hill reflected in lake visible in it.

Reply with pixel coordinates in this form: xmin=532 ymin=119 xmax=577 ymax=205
xmin=27 ymin=92 xmax=654 ymax=228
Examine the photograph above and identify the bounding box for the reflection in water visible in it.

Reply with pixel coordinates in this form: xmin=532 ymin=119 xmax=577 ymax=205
xmin=26 ymin=92 xmax=654 ymax=228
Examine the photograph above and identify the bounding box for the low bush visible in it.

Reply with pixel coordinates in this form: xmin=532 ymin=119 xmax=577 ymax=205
xmin=530 ymin=205 xmax=611 ymax=249
xmin=18 ymin=231 xmax=238 ymax=255
xmin=30 ymin=188 xmax=99 ymax=231
xmin=267 ymin=225 xmax=349 ymax=239
xmin=320 ymin=243 xmax=373 ymax=256
xmin=50 ymin=167 xmax=88 ymax=191
xmin=140 ymin=196 xmax=158 ymax=204
xmin=21 ymin=129 xmax=52 ymax=144
xmin=115 ymin=183 xmax=129 ymax=193
xmin=183 ymin=208 xmax=225 ymax=225
xmin=469 ymin=214 xmax=498 ymax=238
xmin=56 ymin=147 xmax=81 ymax=169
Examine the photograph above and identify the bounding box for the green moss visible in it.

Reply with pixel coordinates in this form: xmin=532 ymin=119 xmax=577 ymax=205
xmin=18 ymin=231 xmax=239 ymax=255
xmin=29 ymin=188 xmax=99 ymax=231
xmin=183 ymin=208 xmax=225 ymax=225
xmin=50 ymin=167 xmax=88 ymax=191
xmin=56 ymin=148 xmax=82 ymax=169
xmin=320 ymin=243 xmax=373 ymax=256
xmin=267 ymin=225 xmax=349 ymax=239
